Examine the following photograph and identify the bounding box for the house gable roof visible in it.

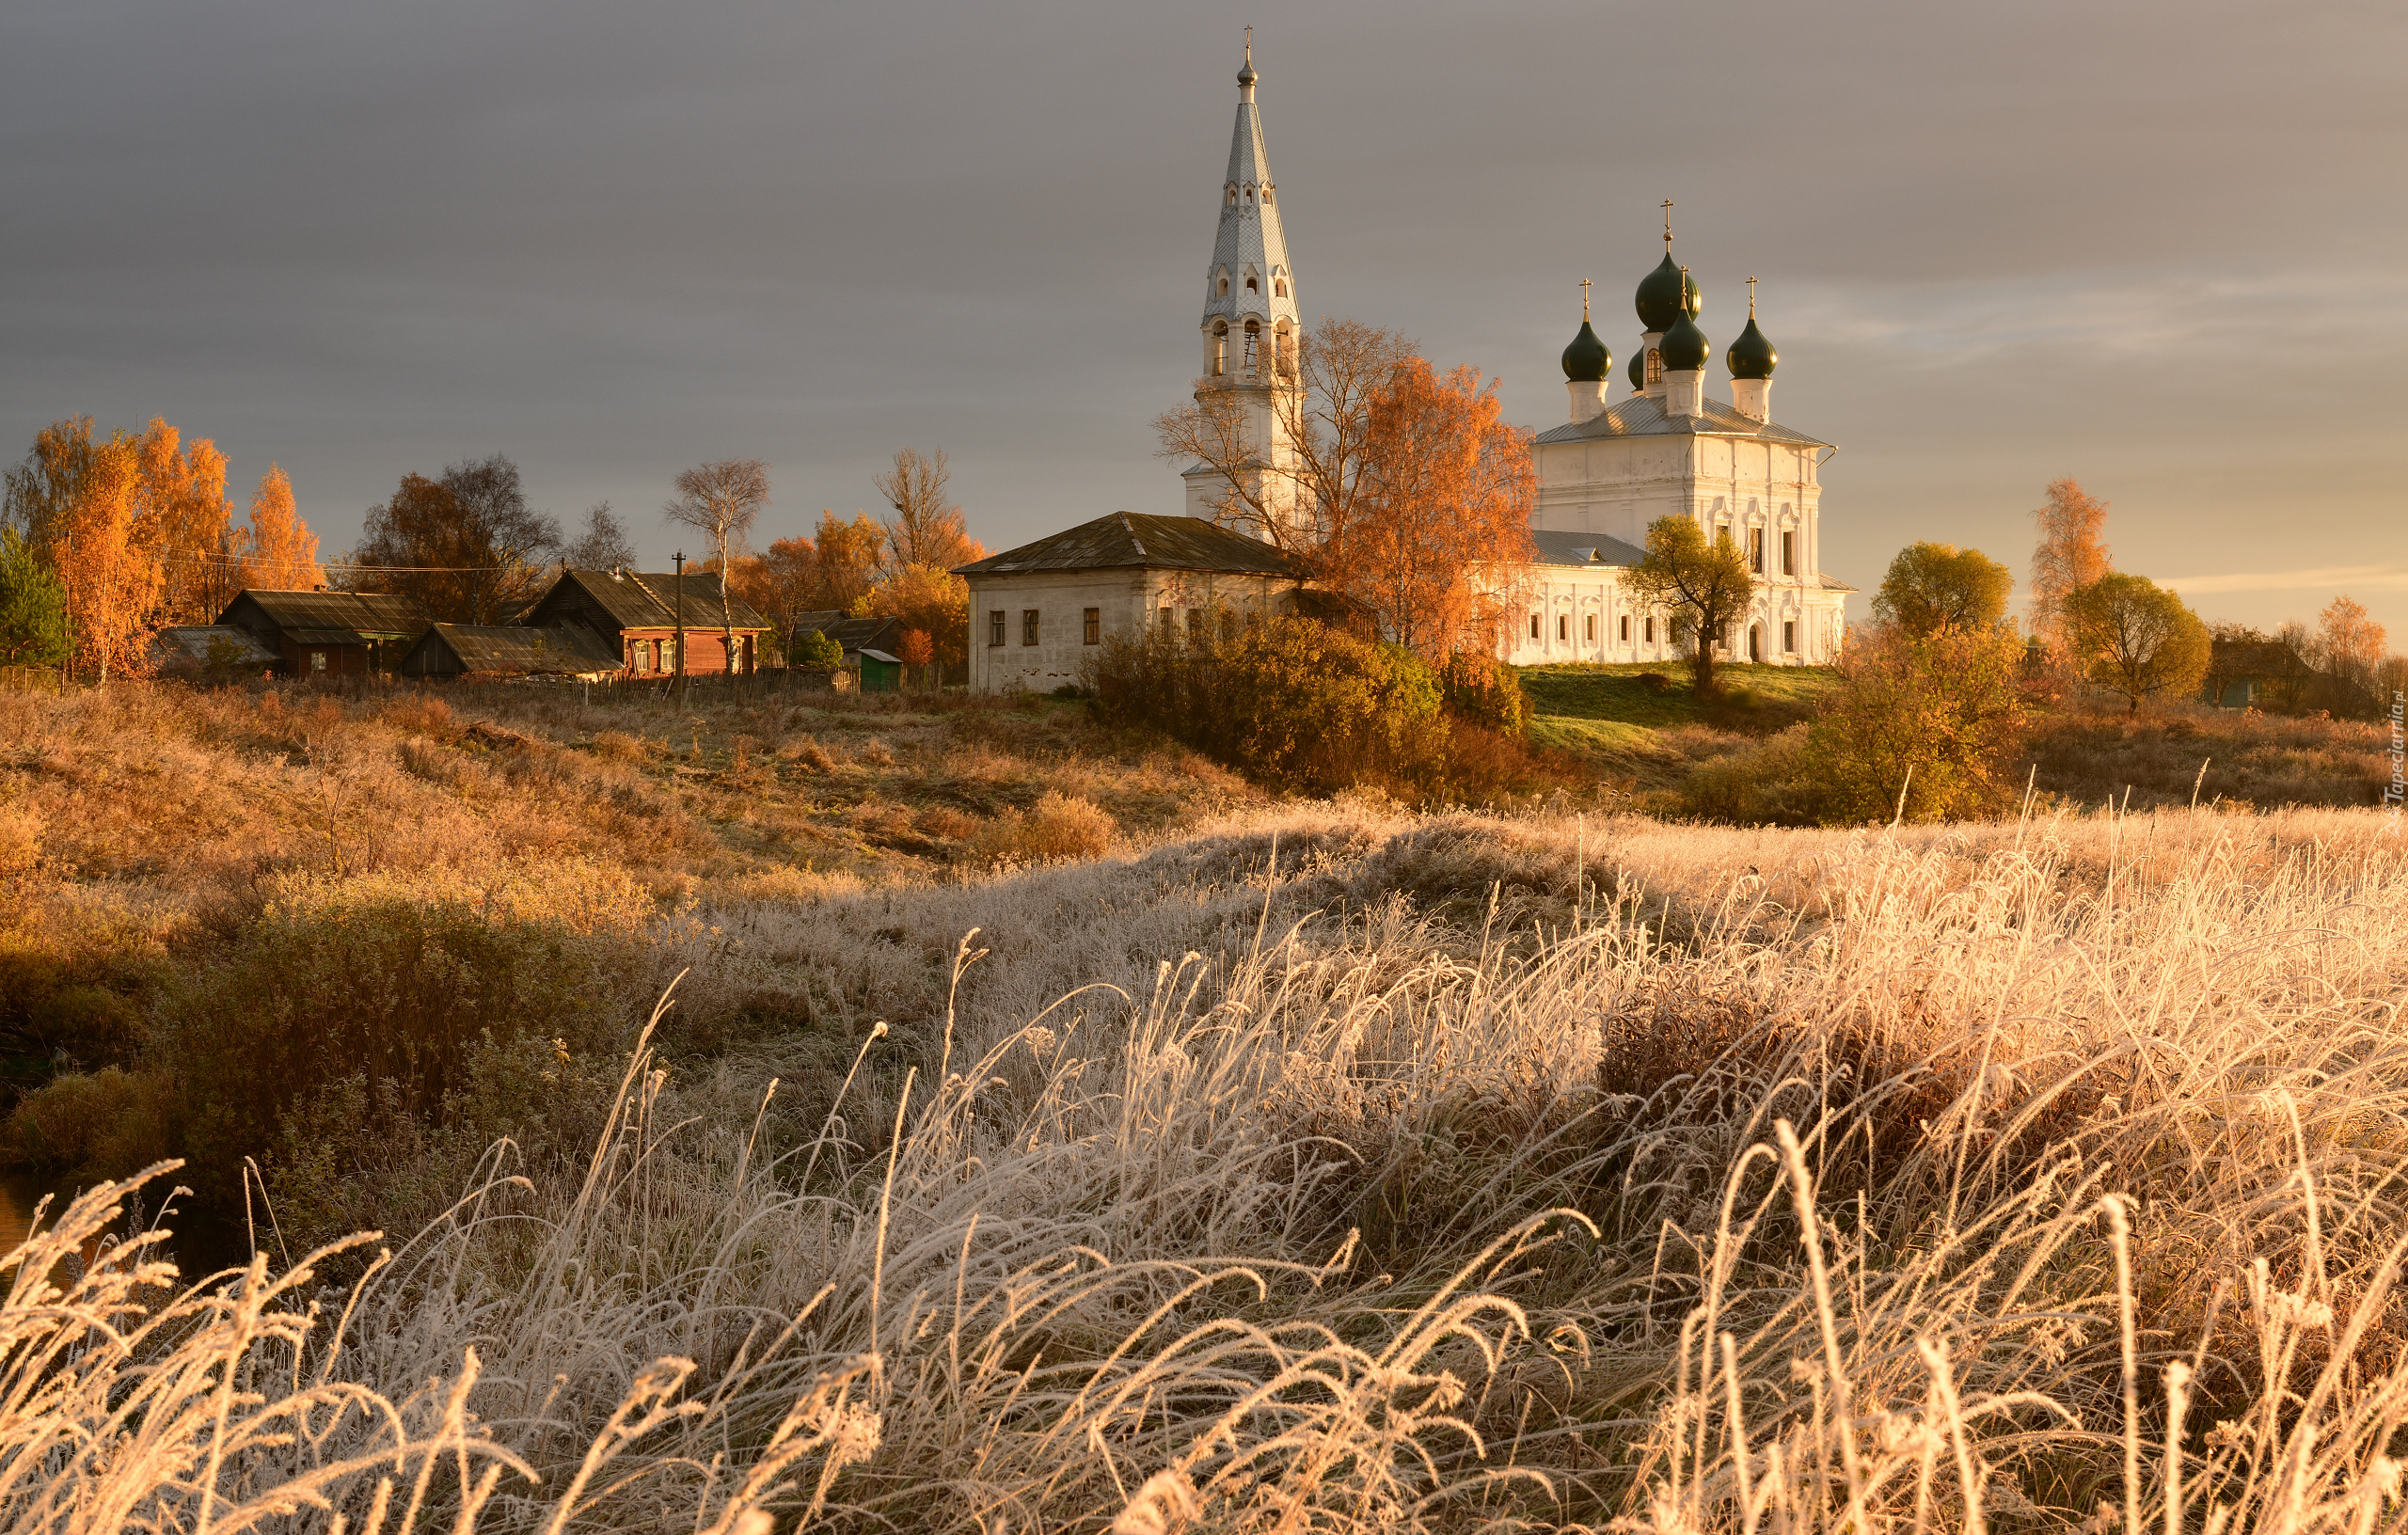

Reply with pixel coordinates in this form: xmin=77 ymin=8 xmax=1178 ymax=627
xmin=954 ymin=512 xmax=1304 ymax=578
xmin=219 ymin=589 xmax=432 ymax=640
xmin=406 ymin=623 xmax=622 ymax=675
xmin=537 ymin=569 xmax=770 ymax=633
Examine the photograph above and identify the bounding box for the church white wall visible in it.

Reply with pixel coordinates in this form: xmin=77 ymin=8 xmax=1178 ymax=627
xmin=1497 ymin=564 xmax=1847 ymax=670
xmin=964 ymin=568 xmax=1302 ymax=694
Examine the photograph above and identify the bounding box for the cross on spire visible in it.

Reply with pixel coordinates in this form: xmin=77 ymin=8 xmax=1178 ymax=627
xmin=1661 ymin=199 xmax=1674 ymax=248
xmin=1579 ymin=277 xmax=1592 ymax=320
xmin=1748 ymin=276 xmax=1758 ymax=315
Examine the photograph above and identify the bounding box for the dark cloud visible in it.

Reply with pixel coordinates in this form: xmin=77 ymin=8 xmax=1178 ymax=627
xmin=4 ymin=0 xmax=2403 ymax=635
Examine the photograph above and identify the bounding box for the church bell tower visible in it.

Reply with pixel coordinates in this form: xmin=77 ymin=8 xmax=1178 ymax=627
xmin=1181 ymin=33 xmax=1307 ymax=542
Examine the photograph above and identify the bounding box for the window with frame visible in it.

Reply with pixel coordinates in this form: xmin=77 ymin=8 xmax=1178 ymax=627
xmin=1620 ymin=614 xmax=1631 ymax=642
xmin=1186 ymin=609 xmax=1205 ymax=644
xmin=1529 ymin=613 xmax=1540 ymax=641
xmin=1782 ymin=620 xmax=1798 ymax=654
xmin=1585 ymin=613 xmax=1596 ymax=641
xmin=1022 ymin=609 xmax=1040 ymax=646
xmin=1082 ymin=608 xmax=1101 ymax=645
xmin=1645 ymin=615 xmax=1656 ymax=643
xmin=1750 ymin=528 xmax=1765 ymax=573
xmin=1557 ymin=614 xmax=1569 ymax=642
xmin=989 ymin=610 xmax=1006 ymax=647
xmin=1782 ymin=530 xmax=1797 ymax=576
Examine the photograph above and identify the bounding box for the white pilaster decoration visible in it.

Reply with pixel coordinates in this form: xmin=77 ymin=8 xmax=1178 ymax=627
xmin=1182 ymin=31 xmax=1307 ymax=543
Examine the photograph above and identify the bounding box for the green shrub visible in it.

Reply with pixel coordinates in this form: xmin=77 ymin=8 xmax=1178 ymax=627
xmin=1438 ymin=652 xmax=1528 ymax=737
xmin=1088 ymin=617 xmax=1449 ymax=796
xmin=792 ymin=628 xmax=843 ymax=671
xmin=1799 ymin=621 xmax=2032 ymax=824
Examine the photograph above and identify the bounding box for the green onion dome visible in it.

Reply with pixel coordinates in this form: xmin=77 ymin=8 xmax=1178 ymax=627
xmin=1658 ymin=307 xmax=1710 ymax=372
xmin=1634 ymin=252 xmax=1700 ymax=332
xmin=1628 ymin=350 xmax=1645 ymax=390
xmin=1560 ymin=319 xmax=1611 ymax=382
xmin=1726 ymin=313 xmax=1777 ymax=379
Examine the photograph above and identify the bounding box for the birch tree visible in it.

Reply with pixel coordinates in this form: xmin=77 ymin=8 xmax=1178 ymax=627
xmin=664 ymin=458 xmax=770 ymax=671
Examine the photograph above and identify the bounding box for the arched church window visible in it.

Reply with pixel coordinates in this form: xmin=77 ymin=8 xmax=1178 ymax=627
xmin=1226 ymin=185 xmax=1237 ymax=207
xmin=1212 ymin=321 xmax=1228 ymax=376
xmin=1244 ymin=186 xmax=1255 ymax=204
xmin=1274 ymin=277 xmax=1288 ymax=297
xmin=1245 ymin=275 xmax=1259 ymax=294
xmin=1217 ymin=274 xmax=1229 ymax=297
xmin=1261 ymin=187 xmax=1274 ymax=205
xmin=1243 ymin=319 xmax=1259 ymax=370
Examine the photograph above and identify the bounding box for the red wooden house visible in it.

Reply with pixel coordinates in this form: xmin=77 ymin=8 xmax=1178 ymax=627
xmin=520 ymin=569 xmax=772 ymax=678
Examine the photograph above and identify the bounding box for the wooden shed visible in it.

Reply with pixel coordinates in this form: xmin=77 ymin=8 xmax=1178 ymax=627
xmin=215 ymin=590 xmax=431 ymax=678
xmin=857 ymin=648 xmax=904 ymax=694
xmin=398 ymin=623 xmax=624 ymax=680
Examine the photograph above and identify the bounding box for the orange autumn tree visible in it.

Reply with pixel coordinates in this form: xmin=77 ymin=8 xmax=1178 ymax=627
xmin=2316 ymin=594 xmax=2386 ymax=692
xmin=236 ymin=465 xmax=324 ymax=592
xmin=133 ymin=419 xmax=233 ymax=623
xmin=51 ymin=436 xmax=163 ymax=683
xmin=2028 ymin=477 xmax=2112 ymax=653
xmin=1322 ymin=357 xmax=1534 ymax=661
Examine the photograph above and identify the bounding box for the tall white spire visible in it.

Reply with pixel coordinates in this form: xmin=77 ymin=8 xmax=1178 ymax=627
xmin=1198 ymin=29 xmax=1300 ymax=371
xmin=1183 ymin=32 xmax=1307 ymax=541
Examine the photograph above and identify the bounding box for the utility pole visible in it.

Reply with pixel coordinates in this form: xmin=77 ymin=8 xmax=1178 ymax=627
xmin=673 ymin=548 xmax=688 ymax=708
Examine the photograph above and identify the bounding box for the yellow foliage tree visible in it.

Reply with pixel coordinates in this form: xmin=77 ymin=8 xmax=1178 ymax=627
xmin=855 ymin=562 xmax=970 ymax=667
xmin=50 ymin=438 xmax=163 ymax=682
xmin=2028 ymin=478 xmax=2112 ymax=653
xmin=133 ymin=419 xmax=233 ymax=624
xmin=2316 ymin=595 xmax=2386 ymax=691
xmin=237 ymin=466 xmax=323 ymax=592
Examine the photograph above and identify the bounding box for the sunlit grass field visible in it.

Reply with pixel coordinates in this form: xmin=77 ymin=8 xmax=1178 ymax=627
xmin=4 ymin=680 xmax=2406 ymax=1529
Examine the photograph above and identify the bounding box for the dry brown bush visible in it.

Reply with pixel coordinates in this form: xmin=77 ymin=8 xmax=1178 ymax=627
xmin=969 ymin=789 xmax=1116 ymax=866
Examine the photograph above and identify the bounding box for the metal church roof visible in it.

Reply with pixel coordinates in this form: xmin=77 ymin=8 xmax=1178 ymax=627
xmin=953 ymin=512 xmax=1305 ymax=578
xmin=1201 ymin=45 xmax=1301 ymax=334
xmin=1529 ymin=530 xmax=1648 ymax=568
xmin=1531 ymin=393 xmax=1830 ymax=449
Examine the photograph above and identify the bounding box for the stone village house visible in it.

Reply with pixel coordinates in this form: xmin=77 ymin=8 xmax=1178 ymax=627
xmin=954 ymin=512 xmax=1307 ymax=694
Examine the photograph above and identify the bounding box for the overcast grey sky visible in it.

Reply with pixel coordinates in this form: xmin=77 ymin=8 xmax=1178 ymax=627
xmin=5 ymin=0 xmax=2404 ymax=640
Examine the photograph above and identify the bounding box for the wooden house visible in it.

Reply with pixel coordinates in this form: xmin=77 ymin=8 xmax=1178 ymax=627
xmin=520 ymin=569 xmax=772 ymax=678
xmin=214 ymin=590 xmax=432 ymax=678
xmin=150 ymin=625 xmax=280 ymax=680
xmin=398 ymin=623 xmax=624 ymax=680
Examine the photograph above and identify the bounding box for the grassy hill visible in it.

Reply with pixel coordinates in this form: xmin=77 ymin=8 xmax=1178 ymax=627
xmin=1516 ymin=660 xmax=1841 ymax=793
xmin=3 ymin=713 xmax=2400 ymax=1527
xmin=1515 ymin=657 xmax=2393 ymax=812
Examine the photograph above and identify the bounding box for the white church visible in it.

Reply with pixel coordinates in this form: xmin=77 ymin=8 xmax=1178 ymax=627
xmin=958 ymin=43 xmax=1851 ymax=694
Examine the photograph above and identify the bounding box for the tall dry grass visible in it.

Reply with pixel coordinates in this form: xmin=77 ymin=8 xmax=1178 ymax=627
xmin=5 ymin=801 xmax=2404 ymax=1530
